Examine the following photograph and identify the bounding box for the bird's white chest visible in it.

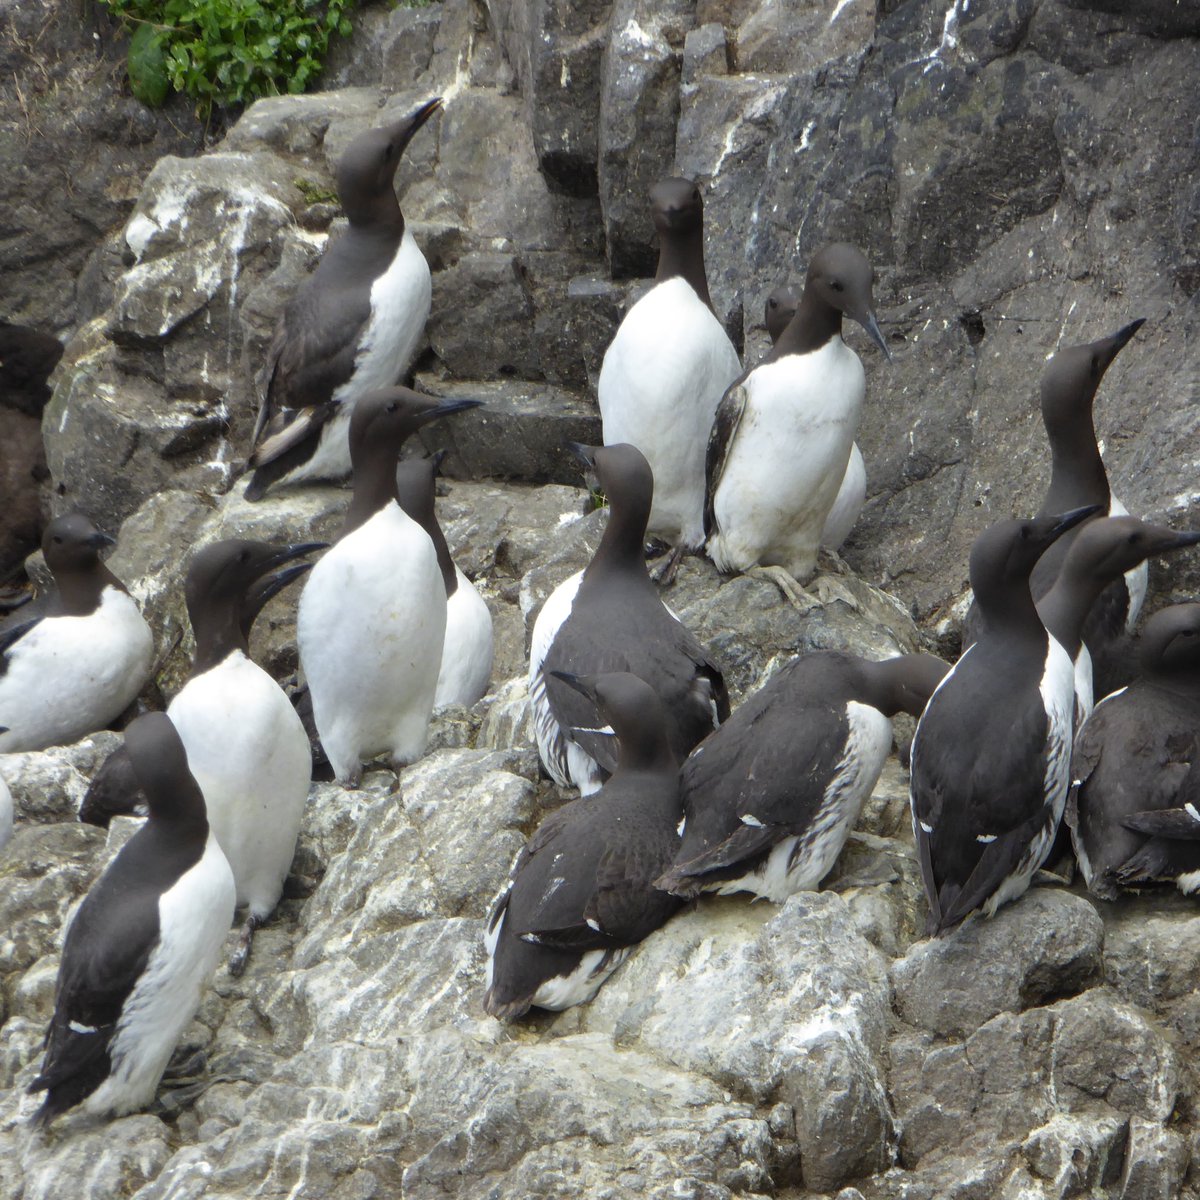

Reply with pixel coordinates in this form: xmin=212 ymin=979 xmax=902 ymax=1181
xmin=339 ymin=229 xmax=432 ymax=398
xmin=0 ymin=588 xmax=154 ymax=752
xmin=1039 ymin=637 xmax=1077 ymax=814
xmin=436 ymin=567 xmax=495 ymax=709
xmin=711 ymin=341 xmax=865 ymax=573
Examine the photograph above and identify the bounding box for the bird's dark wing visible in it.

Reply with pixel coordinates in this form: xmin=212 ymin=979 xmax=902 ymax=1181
xmin=1120 ymin=806 xmax=1200 ymax=840
xmin=703 ymin=382 xmax=748 ymax=540
xmin=0 ymin=617 xmax=40 ymax=678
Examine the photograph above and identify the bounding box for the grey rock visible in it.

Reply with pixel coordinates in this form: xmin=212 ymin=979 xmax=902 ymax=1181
xmin=409 ymin=375 xmax=601 ymax=485
xmin=1 ymin=732 xmax=122 ymax=825
xmin=1118 ymin=1116 xmax=1190 ymax=1200
xmin=598 ymin=0 xmax=694 ymax=278
xmin=683 ymin=24 xmax=729 ymax=85
xmin=1021 ymin=1112 xmax=1127 ymax=1196
xmin=890 ymin=891 xmax=1104 ymax=1038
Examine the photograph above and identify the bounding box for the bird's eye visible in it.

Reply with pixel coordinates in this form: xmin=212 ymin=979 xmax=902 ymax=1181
xmin=768 ymin=298 xmax=778 ymax=308
xmin=53 ymin=536 xmax=62 ymax=545
xmin=830 ymin=279 xmax=844 ymax=293
xmin=1128 ymin=533 xmax=1141 ymax=545
xmin=1090 ymin=354 xmax=1099 ymax=372
xmin=386 ymin=402 xmax=398 ymax=413
xmin=692 ymin=189 xmax=700 ymax=201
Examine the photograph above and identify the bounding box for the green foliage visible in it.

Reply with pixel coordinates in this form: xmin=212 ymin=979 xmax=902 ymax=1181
xmin=101 ymin=0 xmax=356 ymax=117
xmin=293 ymin=176 xmax=339 ymax=205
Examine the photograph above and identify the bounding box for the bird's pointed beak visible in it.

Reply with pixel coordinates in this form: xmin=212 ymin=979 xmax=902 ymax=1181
xmin=566 ymin=441 xmax=598 ymax=472
xmin=86 ymin=531 xmax=117 ymax=551
xmin=251 ymin=562 xmax=316 ymax=609
xmin=1050 ymin=504 xmax=1103 ymax=540
xmin=857 ymin=310 xmax=892 ymax=362
xmin=387 ymin=96 xmax=443 ymax=156
xmin=260 ymin=542 xmax=329 ymax=573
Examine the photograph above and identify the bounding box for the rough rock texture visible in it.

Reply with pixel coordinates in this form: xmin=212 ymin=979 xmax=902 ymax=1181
xmin=4 ymin=0 xmax=1200 ymax=1196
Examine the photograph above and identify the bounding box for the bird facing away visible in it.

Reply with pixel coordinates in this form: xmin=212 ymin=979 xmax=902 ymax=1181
xmin=706 ymin=243 xmax=890 ymax=597
xmin=529 ymin=442 xmax=729 ymax=795
xmin=656 ymin=652 xmax=947 ymax=902
xmin=910 ymin=506 xmax=1099 ymax=935
xmin=166 ymin=538 xmax=324 ymax=975
xmin=394 ymin=455 xmax=494 ymax=709
xmin=29 ymin=712 xmax=235 ymax=1126
xmin=764 ymin=283 xmax=866 ymax=552
xmin=598 ymin=177 xmax=741 ymax=579
xmin=244 ymin=98 xmax=443 ymax=501
xmin=297 ymin=387 xmax=481 ymax=786
xmin=1067 ymin=603 xmax=1200 ymax=899
xmin=1036 ymin=516 xmax=1200 ymax=728
xmin=484 ymin=671 xmax=683 ymax=1020
xmin=0 ymin=514 xmax=153 ymax=754
xmin=963 ymin=319 xmax=1146 ymax=661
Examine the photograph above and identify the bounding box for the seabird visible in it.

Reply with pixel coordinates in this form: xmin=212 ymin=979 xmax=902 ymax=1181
xmin=910 ymin=506 xmax=1098 ymax=935
xmin=28 ymin=712 xmax=235 ymax=1125
xmin=705 ymin=243 xmax=890 ymax=603
xmin=598 ymin=177 xmax=741 ymax=581
xmin=297 ymin=386 xmax=481 ymax=785
xmin=1067 ymin=603 xmax=1200 ymax=898
xmin=0 ymin=514 xmax=153 ymax=753
xmin=655 ymin=652 xmax=947 ymax=901
xmin=394 ymin=454 xmax=494 ymax=709
xmin=484 ymin=671 xmax=683 ymax=1020
xmin=244 ymin=98 xmax=443 ymax=500
xmin=529 ymin=442 xmax=728 ymax=795
xmin=764 ymin=284 xmax=865 ymax=552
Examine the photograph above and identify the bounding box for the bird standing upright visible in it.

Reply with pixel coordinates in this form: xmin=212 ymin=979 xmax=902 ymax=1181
xmin=598 ymin=177 xmax=741 ymax=580
xmin=245 ymin=98 xmax=443 ymax=500
xmin=910 ymin=507 xmax=1098 ymax=935
xmin=297 ymin=387 xmax=481 ymax=786
xmin=28 ymin=713 xmax=235 ymax=1125
xmin=706 ymin=244 xmax=890 ymax=601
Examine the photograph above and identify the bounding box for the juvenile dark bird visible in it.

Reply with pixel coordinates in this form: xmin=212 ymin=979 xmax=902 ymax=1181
xmin=0 ymin=514 xmax=153 ymax=753
xmin=394 ymin=455 xmax=494 ymax=709
xmin=297 ymin=387 xmax=481 ymax=785
xmin=1068 ymin=603 xmax=1200 ymax=899
xmin=1036 ymin=516 xmax=1200 ymax=727
xmin=28 ymin=712 xmax=235 ymax=1125
xmin=910 ymin=506 xmax=1098 ymax=935
xmin=484 ymin=672 xmax=683 ymax=1020
xmin=245 ymin=98 xmax=443 ymax=500
xmin=764 ymin=284 xmax=865 ymax=552
xmin=529 ymin=442 xmax=728 ymax=794
xmin=598 ymin=178 xmax=741 ymax=580
xmin=706 ymin=244 xmax=890 ymax=602
xmin=656 ymin=652 xmax=947 ymax=902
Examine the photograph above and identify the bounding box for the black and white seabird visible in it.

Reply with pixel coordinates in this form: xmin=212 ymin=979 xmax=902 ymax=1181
xmin=598 ymin=178 xmax=741 ymax=578
xmin=1067 ymin=603 xmax=1200 ymax=899
xmin=394 ymin=455 xmax=494 ymax=709
xmin=764 ymin=284 xmax=865 ymax=553
xmin=910 ymin=506 xmax=1099 ymax=935
xmin=656 ymin=652 xmax=947 ymax=902
xmin=244 ymin=98 xmax=443 ymax=501
xmin=0 ymin=322 xmax=61 ymax=584
xmin=484 ymin=671 xmax=683 ymax=1020
xmin=529 ymin=442 xmax=729 ymax=795
xmin=1036 ymin=516 xmax=1200 ymax=727
xmin=28 ymin=712 xmax=235 ymax=1125
xmin=964 ymin=320 xmax=1146 ymax=666
xmin=297 ymin=387 xmax=481 ymax=785
xmin=0 ymin=514 xmax=154 ymax=753
xmin=706 ymin=244 xmax=890 ymax=600
xmin=167 ymin=538 xmax=323 ymax=974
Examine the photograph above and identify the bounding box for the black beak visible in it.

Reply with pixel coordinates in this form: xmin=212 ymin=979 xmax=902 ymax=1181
xmin=421 ymin=398 xmax=484 ymax=426
xmin=550 ymin=670 xmax=597 ymax=704
xmin=252 ymin=562 xmax=315 ymax=609
xmin=1108 ymin=317 xmax=1146 ymax=356
xmin=1049 ymin=504 xmax=1103 ymax=540
xmin=856 ymin=310 xmax=892 ymax=363
xmin=86 ymin=531 xmax=117 ymax=551
xmin=387 ymin=96 xmax=443 ymax=155
xmin=261 ymin=541 xmax=328 ymax=573
xmin=431 ymin=449 xmax=449 ymax=474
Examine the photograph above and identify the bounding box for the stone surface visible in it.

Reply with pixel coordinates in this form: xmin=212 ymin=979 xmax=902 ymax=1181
xmin=890 ymin=890 xmax=1105 ymax=1038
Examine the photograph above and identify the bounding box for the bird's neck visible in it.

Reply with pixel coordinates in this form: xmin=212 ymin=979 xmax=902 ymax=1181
xmin=189 ymin=610 xmax=247 ymax=678
xmin=343 ymin=453 xmax=401 ymax=538
xmin=1041 ymin=415 xmax=1109 ymax=514
xmin=656 ymin=227 xmax=714 ymax=313
xmin=767 ymin=287 xmax=842 ymax=361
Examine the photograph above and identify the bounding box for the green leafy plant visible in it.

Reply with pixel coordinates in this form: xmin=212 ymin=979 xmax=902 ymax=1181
xmin=101 ymin=0 xmax=356 ymax=117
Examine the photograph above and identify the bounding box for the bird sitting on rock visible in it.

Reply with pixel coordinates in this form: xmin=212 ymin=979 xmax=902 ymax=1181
xmin=484 ymin=671 xmax=683 ymax=1020
xmin=655 ymin=651 xmax=947 ymax=903
xmin=28 ymin=712 xmax=235 ymax=1126
xmin=0 ymin=514 xmax=154 ymax=754
xmin=1067 ymin=603 xmax=1200 ymax=899
xmin=244 ymin=98 xmax=443 ymax=501
xmin=705 ymin=243 xmax=890 ymax=607
xmin=529 ymin=442 xmax=728 ymax=795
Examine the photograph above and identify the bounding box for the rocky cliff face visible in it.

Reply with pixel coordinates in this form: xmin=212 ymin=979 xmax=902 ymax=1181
xmin=3 ymin=0 xmax=1200 ymax=1196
